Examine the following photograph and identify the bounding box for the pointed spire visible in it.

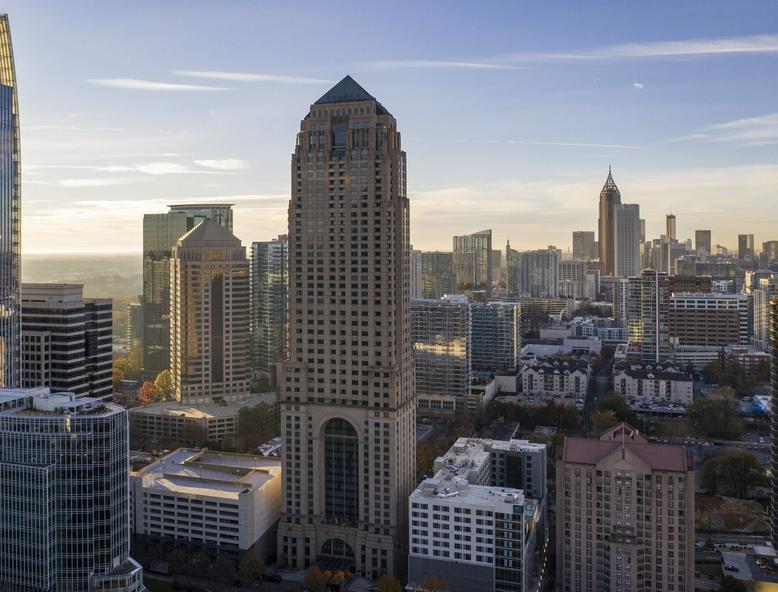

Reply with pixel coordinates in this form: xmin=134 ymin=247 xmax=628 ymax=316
xmin=601 ymin=166 xmax=620 ymax=196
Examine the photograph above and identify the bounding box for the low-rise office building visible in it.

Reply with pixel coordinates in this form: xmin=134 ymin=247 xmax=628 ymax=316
xmin=130 ymin=448 xmax=282 ymax=557
xmin=128 ymin=393 xmax=275 ymax=446
xmin=613 ymin=362 xmax=693 ymax=405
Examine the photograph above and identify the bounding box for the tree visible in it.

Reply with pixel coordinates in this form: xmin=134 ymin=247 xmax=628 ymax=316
xmin=419 ymin=576 xmax=449 ymax=591
xmin=180 ymin=421 xmax=208 ymax=446
xmin=701 ymin=449 xmax=767 ymax=498
xmin=303 ymin=565 xmax=327 ymax=592
xmin=190 ymin=550 xmax=210 ymax=578
xmin=236 ymin=402 xmax=280 ymax=452
xmin=165 ymin=549 xmax=189 ymax=573
xmin=592 ymin=410 xmax=618 ymax=435
xmin=238 ymin=551 xmax=265 ymax=581
xmin=138 ymin=381 xmax=159 ymax=404
xmin=597 ymin=392 xmax=640 ymax=427
xmin=378 ymin=574 xmax=403 ymax=592
xmin=211 ymin=556 xmax=237 ymax=583
xmin=112 ymin=348 xmax=142 ymax=390
xmin=687 ymin=398 xmax=742 ymax=439
xmin=720 ymin=576 xmax=747 ymax=592
xmin=417 ymin=442 xmax=445 ymax=479
xmin=154 ymin=369 xmax=175 ymax=401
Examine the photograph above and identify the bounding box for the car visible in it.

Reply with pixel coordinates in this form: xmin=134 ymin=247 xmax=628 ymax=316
xmin=724 ymin=564 xmax=739 ymax=572
xmin=262 ymin=574 xmax=283 ymax=584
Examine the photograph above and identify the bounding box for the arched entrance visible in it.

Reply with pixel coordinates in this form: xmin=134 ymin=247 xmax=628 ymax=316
xmin=318 ymin=538 xmax=356 ymax=573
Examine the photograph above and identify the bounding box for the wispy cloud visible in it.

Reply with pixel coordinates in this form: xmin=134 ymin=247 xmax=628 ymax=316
xmin=455 ymin=139 xmax=646 ymax=150
xmin=362 ymin=60 xmax=518 ymax=70
xmin=672 ymin=112 xmax=778 ymax=146
xmin=500 ymin=34 xmax=778 ymax=63
xmin=632 ymin=82 xmax=645 ymax=90
xmin=174 ymin=70 xmax=331 ymax=84
xmin=194 ymin=158 xmax=249 ymax=170
xmin=87 ymin=78 xmax=229 ymax=91
xmin=57 ymin=178 xmax=136 ymax=187
xmin=23 ymin=124 xmax=80 ymax=131
xmin=27 ymin=161 xmax=235 ymax=176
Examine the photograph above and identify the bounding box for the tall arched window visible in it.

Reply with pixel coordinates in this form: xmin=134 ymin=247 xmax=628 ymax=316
xmin=323 ymin=418 xmax=359 ymax=521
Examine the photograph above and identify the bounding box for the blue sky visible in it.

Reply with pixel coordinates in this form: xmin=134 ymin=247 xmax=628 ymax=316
xmin=6 ymin=0 xmax=778 ymax=253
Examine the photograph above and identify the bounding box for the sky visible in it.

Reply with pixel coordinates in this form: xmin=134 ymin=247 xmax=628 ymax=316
xmin=5 ymin=0 xmax=778 ymax=254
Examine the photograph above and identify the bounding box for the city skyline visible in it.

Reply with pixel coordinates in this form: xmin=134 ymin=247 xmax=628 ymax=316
xmin=4 ymin=0 xmax=777 ymax=253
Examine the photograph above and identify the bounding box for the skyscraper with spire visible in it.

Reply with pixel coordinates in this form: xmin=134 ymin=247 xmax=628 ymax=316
xmin=598 ymin=167 xmax=622 ymax=277
xmin=0 ymin=15 xmax=21 ymax=388
xmin=277 ymin=76 xmax=416 ymax=578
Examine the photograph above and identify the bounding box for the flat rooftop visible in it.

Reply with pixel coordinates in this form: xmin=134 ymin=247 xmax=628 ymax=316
xmin=129 ymin=392 xmax=276 ymax=419
xmin=134 ymin=448 xmax=281 ymax=500
xmin=412 ymin=475 xmax=535 ymax=515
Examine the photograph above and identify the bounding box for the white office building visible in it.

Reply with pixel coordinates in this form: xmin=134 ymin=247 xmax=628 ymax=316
xmin=0 ymin=389 xmax=144 ymax=592
xmin=130 ymin=448 xmax=281 ymax=557
xmin=408 ymin=476 xmax=540 ymax=592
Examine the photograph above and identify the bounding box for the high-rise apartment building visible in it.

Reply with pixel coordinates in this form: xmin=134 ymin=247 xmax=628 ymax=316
xmin=627 ymin=271 xmax=711 ymax=363
xmin=420 ymin=251 xmax=455 ymax=300
xmin=517 ymin=247 xmax=560 ymax=298
xmin=762 ymin=240 xmax=778 ymax=267
xmin=598 ymin=168 xmax=622 ymax=276
xmin=613 ymin=203 xmax=641 ymax=278
xmin=770 ymin=297 xmax=778 ymax=549
xmin=559 ymin=260 xmax=597 ymax=299
xmin=556 ymin=424 xmax=694 ymax=592
xmin=453 ymin=229 xmax=493 ymax=294
xmin=169 ymin=220 xmax=251 ymax=403
xmin=666 ymin=214 xmax=677 ymax=241
xmin=754 ymin=276 xmax=777 ymax=351
xmin=695 ymin=229 xmax=712 ymax=255
xmin=506 ymin=240 xmax=520 ymax=296
xmin=669 ymin=292 xmax=749 ymax=347
xmin=250 ymin=235 xmax=288 ymax=387
xmin=0 ymin=16 xmax=21 ymax=389
xmin=410 ymin=248 xmax=423 ymax=299
xmin=738 ymin=233 xmax=755 ymax=260
xmin=21 ymin=283 xmax=113 ymax=398
xmin=277 ymin=76 xmax=416 ymax=578
xmin=412 ymin=296 xmax=471 ymax=409
xmin=572 ymin=230 xmax=595 ymax=261
xmin=128 ymin=299 xmax=142 ymax=349
xmin=471 ymin=301 xmax=521 ymax=375
xmin=141 ymin=204 xmax=234 ymax=381
xmin=0 ymin=389 xmax=144 ymax=591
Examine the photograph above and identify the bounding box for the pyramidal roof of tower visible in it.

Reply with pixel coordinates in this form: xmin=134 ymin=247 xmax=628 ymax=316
xmin=314 ymin=75 xmax=390 ymax=115
xmin=178 ymin=219 xmax=240 ymax=247
xmin=601 ymin=166 xmax=620 ymax=195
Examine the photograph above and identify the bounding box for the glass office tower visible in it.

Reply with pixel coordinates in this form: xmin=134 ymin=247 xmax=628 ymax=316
xmin=0 ymin=15 xmax=21 ymax=388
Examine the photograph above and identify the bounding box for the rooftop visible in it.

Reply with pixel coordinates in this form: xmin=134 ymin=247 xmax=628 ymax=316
xmin=133 ymin=448 xmax=281 ymax=500
xmin=129 ymin=392 xmax=275 ymax=420
xmin=562 ymin=435 xmax=689 ymax=472
xmin=314 ymin=75 xmax=390 ymax=115
xmin=412 ymin=474 xmax=532 ymax=512
xmin=177 ymin=219 xmax=241 ymax=248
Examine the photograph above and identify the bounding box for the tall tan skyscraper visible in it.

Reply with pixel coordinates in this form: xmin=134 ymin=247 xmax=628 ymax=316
xmin=277 ymin=76 xmax=416 ymax=578
xmin=666 ymin=213 xmax=677 ymax=241
xmin=598 ymin=167 xmax=622 ymax=276
xmin=169 ymin=220 xmax=251 ymax=403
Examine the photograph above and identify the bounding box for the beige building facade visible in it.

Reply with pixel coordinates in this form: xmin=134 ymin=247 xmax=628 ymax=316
xmin=556 ymin=424 xmax=694 ymax=592
xmin=277 ymin=76 xmax=416 ymax=579
xmin=169 ymin=220 xmax=251 ymax=403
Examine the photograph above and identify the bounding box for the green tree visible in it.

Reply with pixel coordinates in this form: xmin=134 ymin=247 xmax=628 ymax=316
xmin=236 ymin=402 xmax=280 ymax=452
xmin=238 ymin=551 xmax=265 ymax=581
xmin=165 ymin=549 xmax=189 ymax=573
xmin=303 ymin=565 xmax=327 ymax=592
xmin=417 ymin=442 xmax=446 ymax=480
xmin=687 ymin=398 xmax=742 ymax=439
xmin=592 ymin=410 xmax=618 ymax=435
xmin=378 ymin=574 xmax=403 ymax=592
xmin=112 ymin=348 xmax=143 ymax=389
xmin=211 ymin=556 xmax=237 ymax=583
xmin=190 ymin=550 xmax=210 ymax=578
xmin=154 ymin=369 xmax=175 ymax=401
xmin=700 ymin=449 xmax=767 ymax=498
xmin=597 ymin=392 xmax=640 ymax=426
xmin=180 ymin=421 xmax=208 ymax=447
